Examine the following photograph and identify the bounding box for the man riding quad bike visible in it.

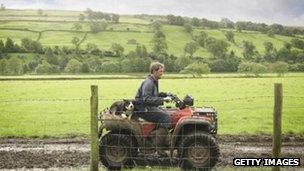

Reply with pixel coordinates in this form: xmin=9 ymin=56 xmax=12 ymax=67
xmin=98 ymin=93 xmax=220 ymax=170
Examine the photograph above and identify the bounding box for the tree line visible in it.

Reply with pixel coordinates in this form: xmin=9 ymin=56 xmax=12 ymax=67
xmin=166 ymin=14 xmax=304 ymax=37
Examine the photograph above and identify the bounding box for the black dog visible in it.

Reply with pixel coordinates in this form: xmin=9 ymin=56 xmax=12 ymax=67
xmin=109 ymin=99 xmax=135 ymax=119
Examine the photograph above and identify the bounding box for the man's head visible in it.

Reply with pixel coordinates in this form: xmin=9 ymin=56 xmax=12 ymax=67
xmin=150 ymin=62 xmax=164 ymax=80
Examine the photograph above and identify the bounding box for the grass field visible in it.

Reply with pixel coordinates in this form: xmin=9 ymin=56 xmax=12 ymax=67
xmin=0 ymin=74 xmax=303 ymax=137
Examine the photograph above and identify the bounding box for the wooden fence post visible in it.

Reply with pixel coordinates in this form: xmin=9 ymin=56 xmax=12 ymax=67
xmin=273 ymin=83 xmax=282 ymax=171
xmin=90 ymin=85 xmax=99 ymax=171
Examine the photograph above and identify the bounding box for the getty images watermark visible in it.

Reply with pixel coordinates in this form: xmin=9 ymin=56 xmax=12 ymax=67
xmin=233 ymin=158 xmax=300 ymax=166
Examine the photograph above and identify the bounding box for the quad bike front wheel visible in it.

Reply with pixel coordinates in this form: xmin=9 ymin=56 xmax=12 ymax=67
xmin=99 ymin=133 xmax=137 ymax=170
xmin=178 ymin=133 xmax=219 ymax=170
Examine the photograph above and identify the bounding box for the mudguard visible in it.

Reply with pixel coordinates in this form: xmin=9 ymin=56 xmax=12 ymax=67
xmin=170 ymin=117 xmax=212 ymax=156
xmin=100 ymin=112 xmax=143 ymax=147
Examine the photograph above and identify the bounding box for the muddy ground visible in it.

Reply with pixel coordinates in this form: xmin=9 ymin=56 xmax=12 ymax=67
xmin=0 ymin=135 xmax=303 ymax=169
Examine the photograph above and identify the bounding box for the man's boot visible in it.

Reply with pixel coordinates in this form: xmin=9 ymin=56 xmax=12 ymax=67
xmin=154 ymin=127 xmax=169 ymax=157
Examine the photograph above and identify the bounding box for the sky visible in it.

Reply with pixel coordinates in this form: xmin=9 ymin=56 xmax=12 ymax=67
xmin=0 ymin=0 xmax=303 ymax=26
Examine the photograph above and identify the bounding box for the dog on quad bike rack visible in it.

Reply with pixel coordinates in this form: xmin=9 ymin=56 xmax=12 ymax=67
xmin=109 ymin=100 xmax=135 ymax=119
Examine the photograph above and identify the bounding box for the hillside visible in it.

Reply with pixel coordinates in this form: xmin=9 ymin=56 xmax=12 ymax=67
xmin=1 ymin=9 xmax=304 ymax=76
xmin=0 ymin=9 xmax=302 ymax=58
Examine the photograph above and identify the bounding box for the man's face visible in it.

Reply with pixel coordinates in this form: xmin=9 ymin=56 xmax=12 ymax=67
xmin=153 ymin=67 xmax=164 ymax=80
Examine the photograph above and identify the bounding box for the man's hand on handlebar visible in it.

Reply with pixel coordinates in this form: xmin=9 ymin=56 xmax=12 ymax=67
xmin=163 ymin=96 xmax=173 ymax=102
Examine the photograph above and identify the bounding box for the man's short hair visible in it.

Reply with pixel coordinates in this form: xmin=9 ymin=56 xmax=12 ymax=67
xmin=150 ymin=62 xmax=164 ymax=73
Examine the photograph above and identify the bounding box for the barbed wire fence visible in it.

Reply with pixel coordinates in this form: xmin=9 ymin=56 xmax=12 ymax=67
xmin=0 ymin=88 xmax=303 ymax=169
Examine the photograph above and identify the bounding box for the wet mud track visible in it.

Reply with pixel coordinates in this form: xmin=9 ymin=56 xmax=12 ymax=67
xmin=0 ymin=135 xmax=303 ymax=169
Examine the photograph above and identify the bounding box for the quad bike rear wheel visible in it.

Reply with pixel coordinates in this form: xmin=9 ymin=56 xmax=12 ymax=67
xmin=178 ymin=133 xmax=219 ymax=170
xmin=99 ymin=133 xmax=137 ymax=170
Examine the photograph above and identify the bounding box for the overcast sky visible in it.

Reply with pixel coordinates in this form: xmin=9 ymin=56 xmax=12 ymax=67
xmin=1 ymin=0 xmax=303 ymax=26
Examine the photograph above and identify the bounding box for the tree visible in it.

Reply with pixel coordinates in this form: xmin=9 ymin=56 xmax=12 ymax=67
xmin=225 ymin=31 xmax=234 ymax=42
xmin=31 ymin=41 xmax=43 ymax=53
xmin=151 ymin=30 xmax=167 ymax=54
xmin=135 ymin=44 xmax=148 ymax=58
xmin=45 ymin=47 xmax=58 ymax=65
xmin=58 ymin=55 xmax=70 ymax=70
xmin=220 ymin=18 xmax=234 ymax=28
xmin=209 ymin=51 xmax=240 ymax=72
xmin=100 ymin=20 xmax=108 ymax=30
xmin=191 ymin=17 xmax=201 ymax=27
xmin=81 ymin=62 xmax=90 ymax=73
xmin=268 ymin=61 xmax=288 ymax=76
xmin=291 ymin=38 xmax=304 ymax=50
xmin=0 ymin=59 xmax=8 ymax=75
xmin=180 ymin=63 xmax=210 ymax=77
xmin=21 ymin=38 xmax=32 ymax=52
xmin=36 ymin=61 xmax=59 ymax=74
xmin=184 ymin=42 xmax=198 ymax=57
xmin=194 ymin=31 xmax=208 ymax=47
xmin=112 ymin=14 xmax=120 ymax=23
xmin=201 ymin=18 xmax=219 ymax=29
xmin=166 ymin=14 xmax=185 ymax=26
xmin=87 ymin=56 xmax=102 ymax=72
xmin=21 ymin=38 xmax=43 ymax=53
xmin=7 ymin=56 xmax=23 ymax=75
xmin=79 ymin=14 xmax=85 ymax=21
xmin=110 ymin=43 xmax=124 ymax=57
xmin=90 ymin=21 xmax=107 ymax=33
xmin=0 ymin=40 xmax=5 ymax=53
xmin=184 ymin=23 xmax=193 ymax=33
xmin=174 ymin=56 xmax=192 ymax=71
xmin=121 ymin=57 xmax=150 ymax=72
xmin=104 ymin=14 xmax=111 ymax=21
xmin=36 ymin=61 xmax=52 ymax=74
xmin=65 ymin=59 xmax=82 ymax=73
xmin=27 ymin=60 xmax=39 ymax=71
xmin=205 ymin=38 xmax=229 ymax=58
xmin=5 ymin=37 xmax=15 ymax=53
xmin=242 ymin=41 xmax=257 ymax=61
xmin=101 ymin=62 xmax=121 ymax=73
xmin=263 ymin=41 xmax=277 ymax=62
xmin=151 ymin=21 xmax=162 ymax=31
xmin=72 ymin=23 xmax=82 ymax=31
xmin=236 ymin=23 xmax=242 ymax=32
xmin=238 ymin=62 xmax=267 ymax=77
xmin=267 ymin=29 xmax=275 ymax=37
xmin=264 ymin=41 xmax=274 ymax=54
xmin=71 ymin=37 xmax=81 ymax=52
xmin=251 ymin=63 xmax=267 ymax=76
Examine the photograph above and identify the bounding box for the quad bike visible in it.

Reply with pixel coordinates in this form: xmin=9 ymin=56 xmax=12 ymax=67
xmin=98 ymin=94 xmax=220 ymax=170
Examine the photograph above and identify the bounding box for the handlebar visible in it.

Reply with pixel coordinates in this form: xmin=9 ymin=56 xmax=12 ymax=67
xmin=166 ymin=93 xmax=185 ymax=109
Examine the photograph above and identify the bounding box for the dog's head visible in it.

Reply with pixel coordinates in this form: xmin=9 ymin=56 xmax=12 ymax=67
xmin=123 ymin=99 xmax=134 ymax=111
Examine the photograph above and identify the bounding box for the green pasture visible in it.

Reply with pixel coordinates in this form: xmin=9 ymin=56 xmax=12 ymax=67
xmin=0 ymin=21 xmax=78 ymax=31
xmin=0 ymin=14 xmax=302 ymax=57
xmin=0 ymin=30 xmax=38 ymax=43
xmin=0 ymin=74 xmax=303 ymax=137
xmin=193 ymin=28 xmax=296 ymax=57
xmin=84 ymin=31 xmax=154 ymax=51
xmin=0 ymin=9 xmax=81 ymax=17
xmin=119 ymin=16 xmax=151 ymax=24
xmin=39 ymin=31 xmax=87 ymax=47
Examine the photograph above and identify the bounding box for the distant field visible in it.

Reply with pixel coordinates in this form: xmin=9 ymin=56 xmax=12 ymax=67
xmin=0 ymin=9 xmax=82 ymax=17
xmin=0 ymin=30 xmax=38 ymax=43
xmin=0 ymin=74 xmax=303 ymax=137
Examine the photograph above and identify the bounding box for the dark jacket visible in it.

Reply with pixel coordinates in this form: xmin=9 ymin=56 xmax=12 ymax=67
xmin=135 ymin=75 xmax=164 ymax=112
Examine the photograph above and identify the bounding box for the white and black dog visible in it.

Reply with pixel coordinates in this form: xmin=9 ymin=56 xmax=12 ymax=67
xmin=109 ymin=99 xmax=135 ymax=119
